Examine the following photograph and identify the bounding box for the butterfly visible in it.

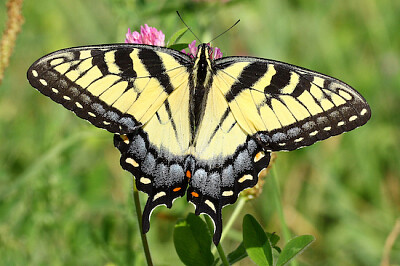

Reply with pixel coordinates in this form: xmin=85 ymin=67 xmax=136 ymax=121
xmin=27 ymin=42 xmax=371 ymax=244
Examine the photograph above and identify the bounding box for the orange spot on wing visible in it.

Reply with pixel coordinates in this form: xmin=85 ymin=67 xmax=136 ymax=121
xmin=121 ymin=134 xmax=129 ymax=143
xmin=186 ymin=170 xmax=191 ymax=178
xmin=191 ymin=192 xmax=199 ymax=198
xmin=173 ymin=187 xmax=181 ymax=192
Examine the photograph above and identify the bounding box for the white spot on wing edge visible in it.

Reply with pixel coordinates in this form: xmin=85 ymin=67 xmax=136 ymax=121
xmin=324 ymin=126 xmax=332 ymax=131
xmin=32 ymin=70 xmax=38 ymax=77
xmin=360 ymin=108 xmax=368 ymax=116
xmin=63 ymin=96 xmax=71 ymax=101
xmin=294 ymin=137 xmax=304 ymax=143
xmin=125 ymin=157 xmax=139 ymax=167
xmin=75 ymin=102 xmax=83 ymax=109
xmin=88 ymin=112 xmax=96 ymax=117
xmin=222 ymin=190 xmax=234 ymax=197
xmin=153 ymin=191 xmax=166 ymax=201
xmin=309 ymin=130 xmax=319 ymax=136
xmin=140 ymin=177 xmax=151 ymax=184
xmin=39 ymin=79 xmax=47 ymax=86
xmin=349 ymin=115 xmax=358 ymax=122
xmin=238 ymin=174 xmax=253 ymax=183
xmin=337 ymin=121 xmax=345 ymax=126
xmin=205 ymin=200 xmax=216 ymax=212
xmin=51 ymin=88 xmax=59 ymax=94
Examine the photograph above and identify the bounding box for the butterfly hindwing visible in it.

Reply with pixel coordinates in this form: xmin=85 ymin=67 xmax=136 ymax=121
xmin=114 ymin=131 xmax=189 ymax=233
xmin=114 ymin=132 xmax=271 ymax=244
xmin=187 ymin=137 xmax=271 ymax=243
xmin=214 ymin=57 xmax=371 ymax=151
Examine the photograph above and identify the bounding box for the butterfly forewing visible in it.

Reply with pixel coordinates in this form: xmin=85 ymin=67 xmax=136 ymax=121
xmin=27 ymin=44 xmax=191 ymax=134
xmin=214 ymin=57 xmax=371 ymax=151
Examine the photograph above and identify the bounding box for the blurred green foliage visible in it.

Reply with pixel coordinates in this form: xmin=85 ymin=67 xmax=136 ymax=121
xmin=0 ymin=0 xmax=399 ymax=265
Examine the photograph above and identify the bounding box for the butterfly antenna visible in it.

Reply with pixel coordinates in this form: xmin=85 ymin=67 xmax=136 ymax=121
xmin=209 ymin=19 xmax=240 ymax=43
xmin=176 ymin=11 xmax=202 ymax=43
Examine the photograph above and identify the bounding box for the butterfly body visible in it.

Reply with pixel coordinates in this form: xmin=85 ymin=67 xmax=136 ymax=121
xmin=189 ymin=44 xmax=213 ymax=143
xmin=28 ymin=42 xmax=370 ymax=244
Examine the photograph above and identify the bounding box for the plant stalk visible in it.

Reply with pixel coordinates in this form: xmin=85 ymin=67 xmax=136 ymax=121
xmin=204 ymin=215 xmax=229 ymax=266
xmin=271 ymin=167 xmax=298 ymax=266
xmin=211 ymin=196 xmax=247 ymax=255
xmin=132 ymin=178 xmax=154 ymax=266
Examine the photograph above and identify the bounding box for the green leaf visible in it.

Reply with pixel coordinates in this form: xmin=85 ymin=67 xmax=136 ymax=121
xmin=267 ymin=232 xmax=280 ymax=247
xmin=267 ymin=232 xmax=282 ymax=253
xmin=167 ymin=28 xmax=188 ymax=46
xmin=276 ymin=235 xmax=315 ymax=266
xmin=227 ymin=242 xmax=248 ymax=264
xmin=242 ymin=214 xmax=273 ymax=266
xmin=173 ymin=213 xmax=214 ymax=266
xmin=273 ymin=245 xmax=282 ymax=254
xmin=168 ymin=43 xmax=189 ymax=51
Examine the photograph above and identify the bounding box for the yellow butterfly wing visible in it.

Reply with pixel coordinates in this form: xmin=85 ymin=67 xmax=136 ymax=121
xmin=213 ymin=57 xmax=371 ymax=151
xmin=28 ymin=44 xmax=190 ymax=134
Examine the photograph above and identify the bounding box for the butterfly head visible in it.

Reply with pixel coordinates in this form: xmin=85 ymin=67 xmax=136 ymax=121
xmin=190 ymin=43 xmax=215 ymax=86
xmin=194 ymin=43 xmax=213 ymax=69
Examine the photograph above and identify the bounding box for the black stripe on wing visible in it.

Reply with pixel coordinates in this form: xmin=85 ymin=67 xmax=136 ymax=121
xmin=27 ymin=48 xmax=139 ymax=134
xmin=225 ymin=61 xmax=268 ymax=102
xmin=215 ymin=56 xmax=371 ymax=151
xmin=27 ymin=44 xmax=193 ymax=134
xmin=138 ymin=48 xmax=175 ymax=94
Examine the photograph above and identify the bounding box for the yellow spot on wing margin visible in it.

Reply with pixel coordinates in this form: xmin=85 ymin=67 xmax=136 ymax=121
xmin=238 ymin=174 xmax=253 ymax=183
xmin=153 ymin=191 xmax=166 ymax=201
xmin=205 ymin=200 xmax=216 ymax=212
xmin=125 ymin=158 xmax=139 ymax=167
xmin=222 ymin=190 xmax=234 ymax=197
xmin=140 ymin=177 xmax=151 ymax=184
xmin=39 ymin=79 xmax=47 ymax=86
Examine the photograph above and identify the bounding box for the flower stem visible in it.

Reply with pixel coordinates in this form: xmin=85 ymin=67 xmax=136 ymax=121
xmin=211 ymin=196 xmax=246 ymax=255
xmin=132 ymin=178 xmax=153 ymax=266
xmin=204 ymin=215 xmax=229 ymax=266
xmin=221 ymin=196 xmax=246 ymax=242
xmin=271 ymin=167 xmax=298 ymax=266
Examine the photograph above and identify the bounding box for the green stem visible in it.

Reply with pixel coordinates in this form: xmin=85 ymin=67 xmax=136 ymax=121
xmin=204 ymin=215 xmax=229 ymax=266
xmin=211 ymin=196 xmax=247 ymax=255
xmin=132 ymin=178 xmax=154 ymax=266
xmin=271 ymin=167 xmax=298 ymax=266
xmin=221 ymin=197 xmax=246 ymax=242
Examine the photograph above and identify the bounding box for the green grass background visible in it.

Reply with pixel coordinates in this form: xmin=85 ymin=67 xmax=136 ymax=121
xmin=1 ymin=0 xmax=399 ymax=265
